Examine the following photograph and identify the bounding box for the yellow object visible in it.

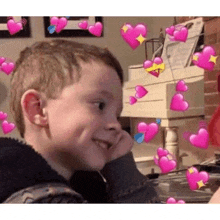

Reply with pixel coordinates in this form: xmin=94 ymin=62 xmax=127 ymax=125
xmin=188 ymin=167 xmax=194 ymax=174
xmin=197 ymin=180 xmax=205 ymax=189
xmin=121 ymin=24 xmax=129 ymax=33
xmin=192 ymin=55 xmax=198 ymax=61
xmin=145 ymin=63 xmax=165 ymax=74
xmin=209 ymin=55 xmax=217 ymax=64
xmin=136 ymin=34 xmax=146 ymax=45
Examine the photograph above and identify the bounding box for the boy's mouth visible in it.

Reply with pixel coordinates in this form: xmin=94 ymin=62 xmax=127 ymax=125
xmin=93 ymin=139 xmax=112 ymax=150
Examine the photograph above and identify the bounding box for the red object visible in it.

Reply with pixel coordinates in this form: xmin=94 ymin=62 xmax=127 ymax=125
xmin=208 ymin=105 xmax=220 ymax=146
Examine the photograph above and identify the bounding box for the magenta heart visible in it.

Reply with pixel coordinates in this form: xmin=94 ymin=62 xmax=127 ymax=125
xmin=7 ymin=19 xmax=22 ymax=35
xmin=176 ymin=80 xmax=188 ymax=92
xmin=78 ymin=20 xmax=88 ymax=29
xmin=165 ymin=25 xmax=175 ymax=36
xmin=173 ymin=27 xmax=188 ymax=42
xmin=50 ymin=16 xmax=58 ymax=25
xmin=158 ymin=156 xmax=176 ymax=173
xmin=55 ymin=17 xmax=68 ymax=33
xmin=137 ymin=122 xmax=148 ymax=133
xmin=170 ymin=93 xmax=189 ymax=111
xmin=0 ymin=111 xmax=7 ymax=120
xmin=189 ymin=128 xmax=209 ymax=149
xmin=135 ymin=85 xmax=148 ymax=99
xmin=144 ymin=123 xmax=159 ymax=143
xmin=120 ymin=23 xmax=147 ymax=50
xmin=157 ymin=147 xmax=169 ymax=158
xmin=1 ymin=120 xmax=16 ymax=134
xmin=0 ymin=57 xmax=6 ymax=66
xmin=1 ymin=62 xmax=15 ymax=75
xmin=88 ymin=22 xmax=103 ymax=37
xmin=129 ymin=96 xmax=137 ymax=105
xmin=143 ymin=57 xmax=164 ymax=77
xmin=193 ymin=46 xmax=216 ymax=71
xmin=186 ymin=167 xmax=209 ymax=191
xmin=166 ymin=197 xmax=185 ymax=204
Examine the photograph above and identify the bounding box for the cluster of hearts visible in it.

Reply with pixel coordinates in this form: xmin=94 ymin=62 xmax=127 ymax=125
xmin=48 ymin=16 xmax=103 ymax=37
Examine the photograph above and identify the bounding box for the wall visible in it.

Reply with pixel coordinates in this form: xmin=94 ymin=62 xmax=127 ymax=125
xmin=0 ymin=16 xmax=174 ymax=140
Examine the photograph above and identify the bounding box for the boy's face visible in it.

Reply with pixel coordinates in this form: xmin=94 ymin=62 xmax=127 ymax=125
xmin=45 ymin=60 xmax=123 ymax=172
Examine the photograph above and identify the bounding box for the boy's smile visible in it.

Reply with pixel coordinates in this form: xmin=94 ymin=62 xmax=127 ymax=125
xmin=36 ymin=60 xmax=123 ymax=177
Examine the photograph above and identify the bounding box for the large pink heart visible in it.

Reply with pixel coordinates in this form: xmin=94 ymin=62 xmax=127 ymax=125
xmin=1 ymin=62 xmax=15 ymax=75
xmin=137 ymin=122 xmax=159 ymax=143
xmin=170 ymin=93 xmax=189 ymax=111
xmin=176 ymin=80 xmax=188 ymax=92
xmin=1 ymin=120 xmax=16 ymax=134
xmin=186 ymin=167 xmax=209 ymax=191
xmin=189 ymin=128 xmax=209 ymax=149
xmin=120 ymin=23 xmax=147 ymax=50
xmin=0 ymin=111 xmax=7 ymax=120
xmin=50 ymin=17 xmax=68 ymax=33
xmin=173 ymin=27 xmax=188 ymax=42
xmin=166 ymin=197 xmax=185 ymax=204
xmin=88 ymin=22 xmax=103 ymax=37
xmin=135 ymin=85 xmax=148 ymax=99
xmin=158 ymin=156 xmax=177 ymax=173
xmin=192 ymin=46 xmax=216 ymax=71
xmin=7 ymin=19 xmax=22 ymax=35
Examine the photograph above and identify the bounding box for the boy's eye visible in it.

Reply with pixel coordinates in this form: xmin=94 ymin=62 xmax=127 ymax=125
xmin=95 ymin=102 xmax=106 ymax=111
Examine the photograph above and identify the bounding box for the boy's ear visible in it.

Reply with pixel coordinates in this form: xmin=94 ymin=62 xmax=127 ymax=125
xmin=208 ymin=105 xmax=220 ymax=147
xmin=21 ymin=89 xmax=48 ymax=126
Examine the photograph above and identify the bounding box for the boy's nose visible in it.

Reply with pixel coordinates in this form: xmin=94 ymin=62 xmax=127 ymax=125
xmin=105 ymin=118 xmax=122 ymax=133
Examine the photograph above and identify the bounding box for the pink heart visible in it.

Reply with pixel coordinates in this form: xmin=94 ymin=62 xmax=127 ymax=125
xmin=7 ymin=19 xmax=22 ymax=35
xmin=50 ymin=16 xmax=58 ymax=25
xmin=135 ymin=85 xmax=148 ymax=99
xmin=1 ymin=62 xmax=15 ymax=75
xmin=129 ymin=96 xmax=137 ymax=105
xmin=166 ymin=197 xmax=185 ymax=204
xmin=55 ymin=17 xmax=68 ymax=33
xmin=0 ymin=57 xmax=6 ymax=66
xmin=88 ymin=22 xmax=103 ymax=37
xmin=193 ymin=46 xmax=216 ymax=71
xmin=137 ymin=122 xmax=159 ymax=143
xmin=120 ymin=23 xmax=147 ymax=50
xmin=158 ymin=156 xmax=176 ymax=173
xmin=1 ymin=120 xmax=16 ymax=134
xmin=189 ymin=128 xmax=209 ymax=149
xmin=157 ymin=147 xmax=169 ymax=158
xmin=0 ymin=111 xmax=7 ymax=120
xmin=170 ymin=93 xmax=189 ymax=111
xmin=78 ymin=20 xmax=88 ymax=29
xmin=176 ymin=80 xmax=188 ymax=92
xmin=173 ymin=27 xmax=188 ymax=42
xmin=165 ymin=25 xmax=175 ymax=36
xmin=186 ymin=167 xmax=209 ymax=191
xmin=143 ymin=57 xmax=164 ymax=77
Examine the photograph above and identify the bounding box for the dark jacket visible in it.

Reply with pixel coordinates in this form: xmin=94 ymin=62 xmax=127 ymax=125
xmin=0 ymin=137 xmax=160 ymax=203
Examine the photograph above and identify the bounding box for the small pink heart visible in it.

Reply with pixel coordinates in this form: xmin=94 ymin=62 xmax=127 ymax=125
xmin=129 ymin=96 xmax=137 ymax=105
xmin=1 ymin=120 xmax=16 ymax=134
xmin=0 ymin=111 xmax=7 ymax=120
xmin=166 ymin=197 xmax=185 ymax=204
xmin=1 ymin=62 xmax=15 ymax=75
xmin=193 ymin=46 xmax=216 ymax=71
xmin=88 ymin=22 xmax=103 ymax=37
xmin=143 ymin=57 xmax=165 ymax=77
xmin=78 ymin=20 xmax=88 ymax=29
xmin=173 ymin=27 xmax=188 ymax=42
xmin=165 ymin=25 xmax=175 ymax=36
xmin=157 ymin=147 xmax=169 ymax=158
xmin=120 ymin=23 xmax=147 ymax=50
xmin=176 ymin=80 xmax=188 ymax=92
xmin=50 ymin=16 xmax=58 ymax=25
xmin=137 ymin=122 xmax=148 ymax=133
xmin=0 ymin=57 xmax=6 ymax=66
xmin=189 ymin=128 xmax=209 ymax=149
xmin=170 ymin=93 xmax=189 ymax=111
xmin=186 ymin=167 xmax=209 ymax=191
xmin=55 ymin=17 xmax=68 ymax=33
xmin=135 ymin=85 xmax=148 ymax=99
xmin=158 ymin=156 xmax=176 ymax=173
xmin=7 ymin=19 xmax=22 ymax=35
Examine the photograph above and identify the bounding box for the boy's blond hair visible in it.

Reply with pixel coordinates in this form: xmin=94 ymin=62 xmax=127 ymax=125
xmin=10 ymin=40 xmax=124 ymax=138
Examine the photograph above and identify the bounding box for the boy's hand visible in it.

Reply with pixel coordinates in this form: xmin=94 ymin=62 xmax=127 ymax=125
xmin=209 ymin=187 xmax=220 ymax=204
xmin=106 ymin=130 xmax=134 ymax=163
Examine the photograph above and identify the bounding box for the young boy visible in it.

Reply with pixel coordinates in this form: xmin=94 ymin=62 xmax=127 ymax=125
xmin=0 ymin=40 xmax=160 ymax=203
